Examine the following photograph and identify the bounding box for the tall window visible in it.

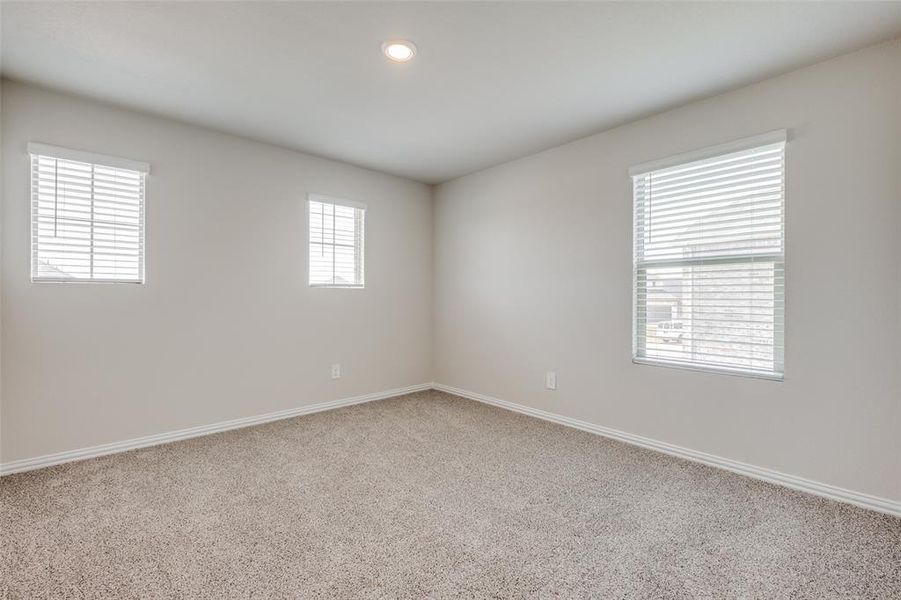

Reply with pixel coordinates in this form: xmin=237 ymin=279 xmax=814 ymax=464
xmin=30 ymin=143 xmax=148 ymax=283
xmin=631 ymin=131 xmax=786 ymax=379
xmin=308 ymin=194 xmax=365 ymax=287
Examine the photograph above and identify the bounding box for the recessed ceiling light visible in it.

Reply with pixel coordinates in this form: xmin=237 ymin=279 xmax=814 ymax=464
xmin=382 ymin=40 xmax=416 ymax=63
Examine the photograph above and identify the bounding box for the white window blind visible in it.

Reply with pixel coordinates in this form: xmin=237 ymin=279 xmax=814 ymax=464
xmin=308 ymin=194 xmax=365 ymax=287
xmin=631 ymin=131 xmax=786 ymax=379
xmin=29 ymin=143 xmax=148 ymax=283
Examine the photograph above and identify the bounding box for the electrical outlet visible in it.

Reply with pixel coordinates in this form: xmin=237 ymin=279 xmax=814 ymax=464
xmin=545 ymin=371 xmax=557 ymax=390
xmin=331 ymin=363 xmax=341 ymax=379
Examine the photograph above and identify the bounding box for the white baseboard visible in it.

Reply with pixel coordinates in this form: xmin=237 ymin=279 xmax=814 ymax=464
xmin=5 ymin=381 xmax=899 ymax=518
xmin=0 ymin=383 xmax=431 ymax=476
xmin=432 ymin=383 xmax=901 ymax=518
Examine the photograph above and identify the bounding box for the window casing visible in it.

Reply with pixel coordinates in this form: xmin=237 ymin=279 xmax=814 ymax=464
xmin=631 ymin=131 xmax=786 ymax=379
xmin=29 ymin=143 xmax=149 ymax=283
xmin=308 ymin=194 xmax=365 ymax=288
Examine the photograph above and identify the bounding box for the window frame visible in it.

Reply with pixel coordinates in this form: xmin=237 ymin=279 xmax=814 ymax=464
xmin=630 ymin=130 xmax=787 ymax=380
xmin=28 ymin=142 xmax=150 ymax=285
xmin=306 ymin=193 xmax=366 ymax=289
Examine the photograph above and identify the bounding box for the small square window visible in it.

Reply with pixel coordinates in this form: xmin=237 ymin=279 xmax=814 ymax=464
xmin=30 ymin=143 xmax=148 ymax=283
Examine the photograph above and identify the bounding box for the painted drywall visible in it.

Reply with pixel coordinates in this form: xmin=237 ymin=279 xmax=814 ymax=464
xmin=0 ymin=81 xmax=432 ymax=463
xmin=0 ymin=80 xmax=4 ymax=459
xmin=433 ymin=40 xmax=901 ymax=502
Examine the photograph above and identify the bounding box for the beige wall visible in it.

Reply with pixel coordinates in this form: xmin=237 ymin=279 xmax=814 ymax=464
xmin=1 ymin=81 xmax=433 ymax=463
xmin=433 ymin=41 xmax=901 ymax=501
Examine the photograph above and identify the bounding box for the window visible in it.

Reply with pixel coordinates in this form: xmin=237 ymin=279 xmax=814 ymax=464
xmin=631 ymin=131 xmax=786 ymax=379
xmin=29 ymin=143 xmax=149 ymax=283
xmin=308 ymin=194 xmax=365 ymax=287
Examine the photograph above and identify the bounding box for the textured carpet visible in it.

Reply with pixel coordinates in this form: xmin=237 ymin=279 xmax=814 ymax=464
xmin=1 ymin=390 xmax=899 ymax=599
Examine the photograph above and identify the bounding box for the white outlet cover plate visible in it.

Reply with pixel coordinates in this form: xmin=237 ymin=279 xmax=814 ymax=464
xmin=545 ymin=371 xmax=557 ymax=390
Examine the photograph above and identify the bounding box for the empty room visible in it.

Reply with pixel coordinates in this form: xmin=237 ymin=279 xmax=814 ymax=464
xmin=1 ymin=1 xmax=899 ymax=598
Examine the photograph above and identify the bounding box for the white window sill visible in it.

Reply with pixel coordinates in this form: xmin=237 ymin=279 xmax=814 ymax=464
xmin=632 ymin=356 xmax=783 ymax=381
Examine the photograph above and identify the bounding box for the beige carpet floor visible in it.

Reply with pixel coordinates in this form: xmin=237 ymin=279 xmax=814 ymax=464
xmin=1 ymin=390 xmax=899 ymax=599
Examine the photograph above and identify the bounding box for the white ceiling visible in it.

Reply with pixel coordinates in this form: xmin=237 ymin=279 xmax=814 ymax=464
xmin=2 ymin=2 xmax=900 ymax=184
